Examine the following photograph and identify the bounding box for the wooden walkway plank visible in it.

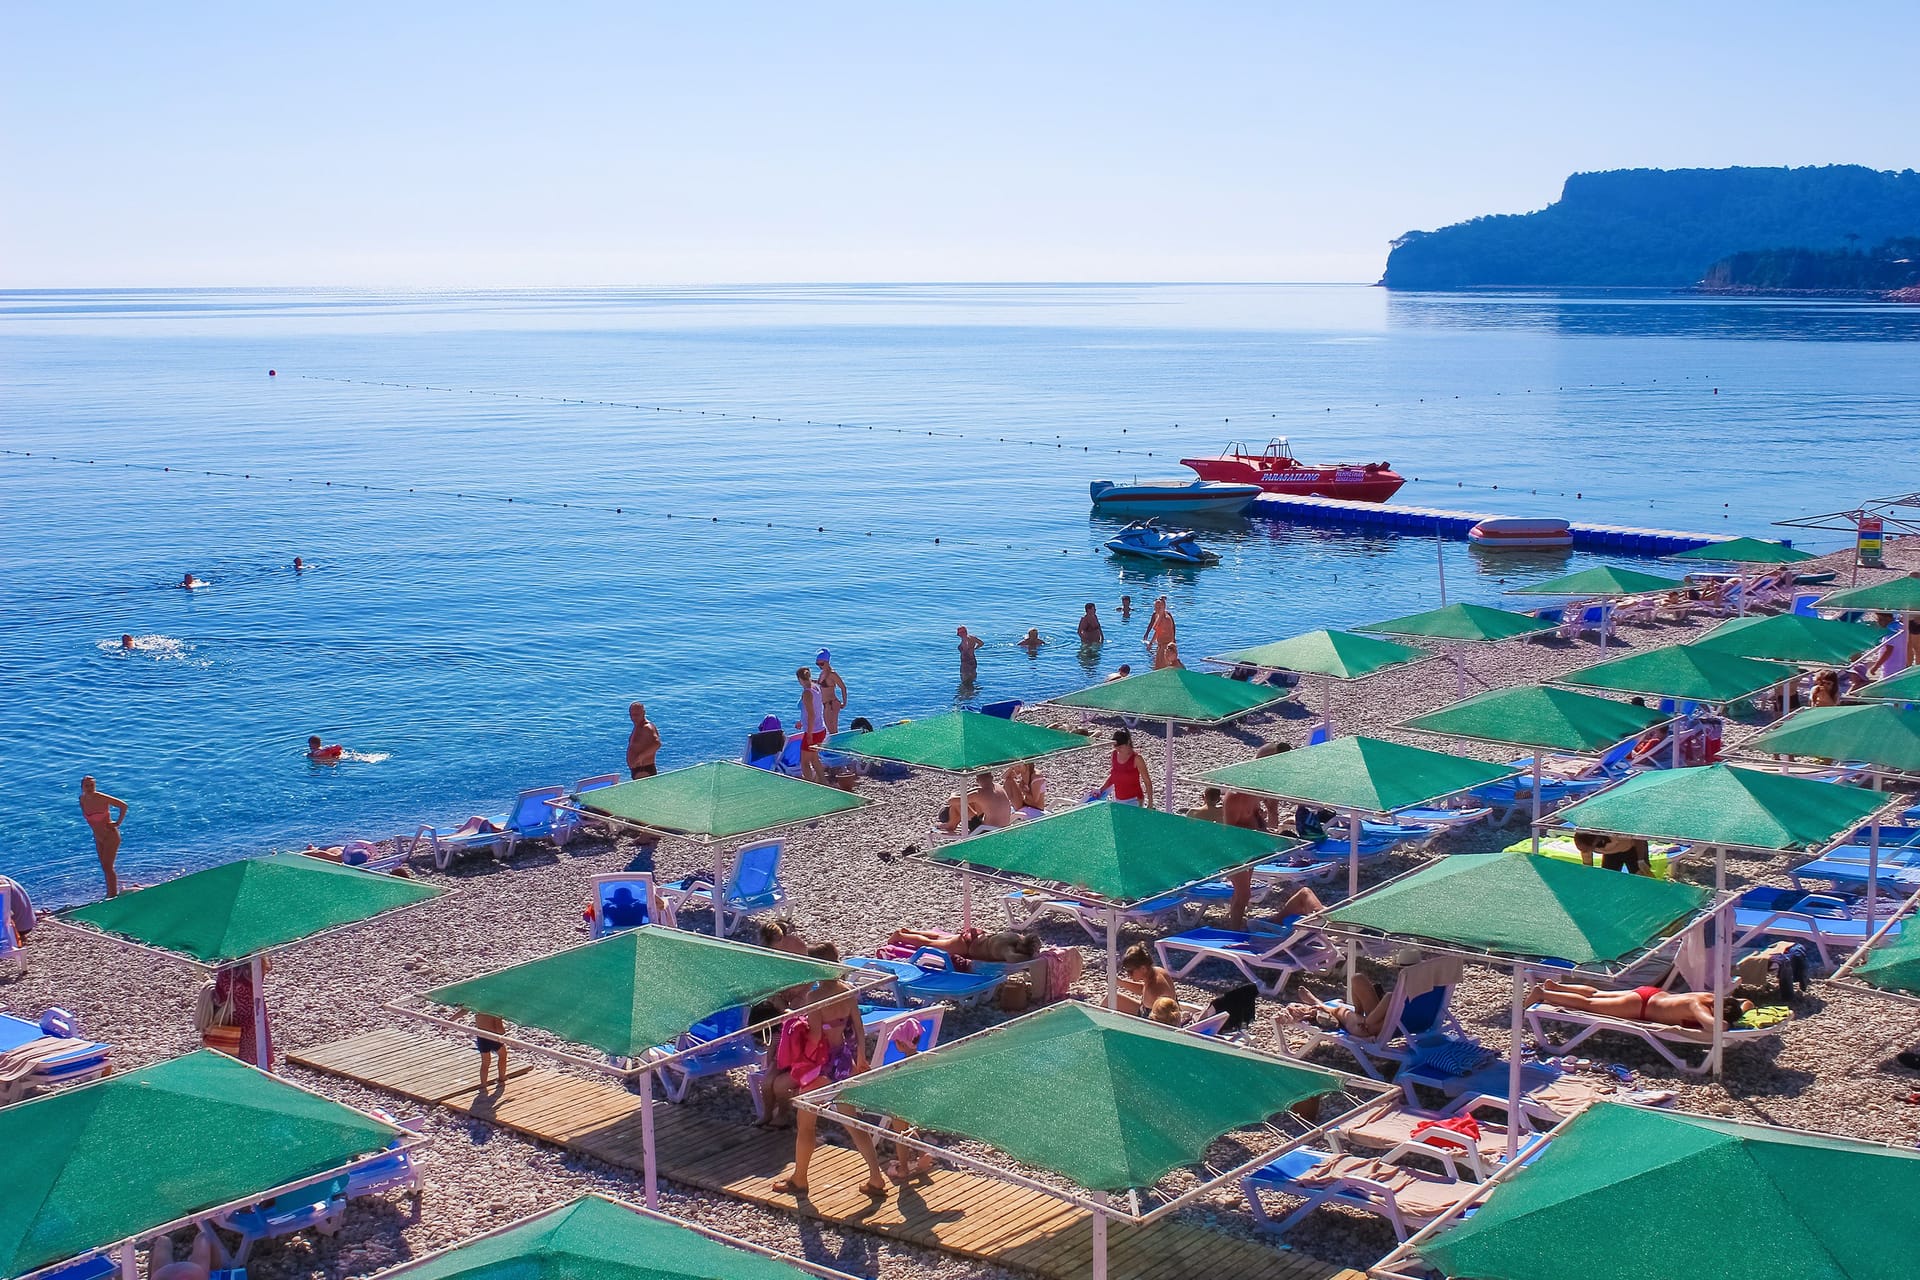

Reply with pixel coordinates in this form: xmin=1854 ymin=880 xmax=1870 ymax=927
xmin=289 ymin=1031 xmax=1351 ymax=1280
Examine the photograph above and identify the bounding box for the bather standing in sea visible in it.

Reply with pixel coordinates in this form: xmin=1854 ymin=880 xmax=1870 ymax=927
xmin=78 ymin=776 xmax=128 ymax=898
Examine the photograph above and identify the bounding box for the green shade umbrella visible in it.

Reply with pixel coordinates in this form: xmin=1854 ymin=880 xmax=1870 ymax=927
xmin=578 ymin=761 xmax=866 ymax=936
xmin=837 ymin=1002 xmax=1341 ymax=1192
xmin=1667 ymin=536 xmax=1817 ymax=565
xmin=1557 ymin=644 xmax=1799 ymax=704
xmin=1210 ymin=629 xmax=1425 ymax=680
xmin=378 ymin=1194 xmax=840 ymax=1280
xmin=1746 ymin=704 xmax=1920 ymax=775
xmin=579 ymin=761 xmax=864 ymax=841
xmin=1855 ymin=927 xmax=1920 ymax=998
xmin=1852 ymin=667 xmax=1920 ymax=703
xmin=1820 ymin=575 xmax=1920 ymax=613
xmin=1324 ymin=852 xmax=1706 ymax=966
xmin=1049 ymin=669 xmax=1290 ymax=809
xmin=1508 ymin=565 xmax=1686 ymax=596
xmin=61 ymin=852 xmax=441 ymax=966
xmin=425 ymin=925 xmax=844 ymax=1060
xmin=1355 ymin=602 xmax=1560 ymax=643
xmin=1692 ymin=613 xmax=1885 ymax=665
xmin=424 ymin=926 xmax=851 ymax=1209
xmin=0 ymin=1051 xmax=398 ymax=1279
xmin=1557 ymin=763 xmax=1886 ymax=854
xmin=1418 ymin=1102 xmax=1920 ymax=1280
xmin=932 ymin=801 xmax=1298 ymax=904
xmin=1403 ymin=685 xmax=1666 ymax=755
xmin=1199 ymin=735 xmax=1519 ymax=816
xmin=825 ymin=710 xmax=1090 ymax=773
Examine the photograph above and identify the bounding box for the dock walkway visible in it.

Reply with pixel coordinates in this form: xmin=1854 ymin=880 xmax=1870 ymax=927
xmin=1247 ymin=492 xmax=1730 ymax=555
xmin=290 ymin=1028 xmax=1359 ymax=1280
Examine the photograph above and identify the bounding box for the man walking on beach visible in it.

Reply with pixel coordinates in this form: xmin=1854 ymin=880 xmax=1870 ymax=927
xmin=815 ymin=649 xmax=848 ymax=734
xmin=1077 ymin=603 xmax=1104 ymax=647
xmin=625 ymin=703 xmax=661 ymax=779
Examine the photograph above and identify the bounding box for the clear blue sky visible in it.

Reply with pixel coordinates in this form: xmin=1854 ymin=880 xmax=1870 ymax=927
xmin=3 ymin=3 xmax=1913 ymax=286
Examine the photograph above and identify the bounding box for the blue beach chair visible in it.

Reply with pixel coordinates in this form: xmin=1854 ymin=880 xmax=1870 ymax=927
xmin=651 ymin=1006 xmax=762 ymax=1101
xmin=0 ymin=1009 xmax=111 ymax=1104
xmin=845 ymin=950 xmax=1004 ymax=1010
xmin=661 ymin=841 xmax=787 ymax=935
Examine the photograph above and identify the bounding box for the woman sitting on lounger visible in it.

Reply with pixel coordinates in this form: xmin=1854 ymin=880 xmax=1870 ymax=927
xmin=1282 ymin=945 xmax=1423 ymax=1037
xmin=1002 ymin=760 xmax=1046 ymax=812
xmin=1117 ymin=943 xmax=1178 ymax=1015
xmin=1529 ymin=978 xmax=1752 ymax=1030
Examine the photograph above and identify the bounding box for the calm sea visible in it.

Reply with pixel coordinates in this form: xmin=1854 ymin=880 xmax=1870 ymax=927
xmin=5 ymin=285 xmax=1918 ymax=903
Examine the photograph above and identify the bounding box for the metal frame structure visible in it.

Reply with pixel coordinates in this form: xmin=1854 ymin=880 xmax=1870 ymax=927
xmin=796 ymin=1005 xmax=1397 ymax=1280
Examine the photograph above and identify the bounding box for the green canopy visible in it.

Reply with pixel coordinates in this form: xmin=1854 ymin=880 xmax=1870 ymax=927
xmin=1509 ymin=565 xmax=1686 ymax=596
xmin=824 ymin=711 xmax=1091 ymax=773
xmin=579 ymin=761 xmax=863 ymax=840
xmin=1856 ymin=927 xmax=1920 ymax=998
xmin=1820 ymin=576 xmax=1920 ymax=613
xmin=1354 ymin=602 xmax=1559 ymax=644
xmin=1557 ymin=644 xmax=1799 ymax=704
xmin=1199 ymin=735 xmax=1518 ymax=814
xmin=1745 ymin=703 xmax=1920 ymax=775
xmin=1402 ymin=685 xmax=1667 ymax=754
xmin=1667 ymin=536 xmax=1817 ymax=565
xmin=1557 ymin=764 xmax=1887 ymax=853
xmin=425 ymin=926 xmax=846 ymax=1059
xmin=0 ymin=1051 xmax=397 ymax=1278
xmin=1324 ymin=852 xmax=1705 ymax=965
xmin=1419 ymin=1102 xmax=1920 ymax=1280
xmin=1692 ymin=613 xmax=1886 ymax=665
xmin=930 ymin=801 xmax=1301 ymax=904
xmin=379 ymin=1194 xmax=824 ymax=1280
xmin=1209 ymin=629 xmax=1426 ymax=680
xmin=1049 ymin=667 xmax=1290 ymax=724
xmin=60 ymin=853 xmax=441 ymax=965
xmin=835 ymin=1002 xmax=1342 ymax=1192
xmin=1852 ymin=667 xmax=1920 ymax=704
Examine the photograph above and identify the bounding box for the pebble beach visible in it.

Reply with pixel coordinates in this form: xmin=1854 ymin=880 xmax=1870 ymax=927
xmin=8 ymin=539 xmax=1920 ymax=1279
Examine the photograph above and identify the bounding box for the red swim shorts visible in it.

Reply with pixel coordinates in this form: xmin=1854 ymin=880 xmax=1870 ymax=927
xmin=803 ymin=730 xmax=827 ymax=749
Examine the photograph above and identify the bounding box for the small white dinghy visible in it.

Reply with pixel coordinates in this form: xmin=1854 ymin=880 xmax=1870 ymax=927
xmin=1089 ymin=479 xmax=1260 ymax=516
xmin=1469 ymin=517 xmax=1573 ymax=550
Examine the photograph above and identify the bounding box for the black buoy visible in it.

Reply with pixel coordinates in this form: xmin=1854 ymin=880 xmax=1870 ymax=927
xmin=268 ymin=369 xmax=276 ymax=376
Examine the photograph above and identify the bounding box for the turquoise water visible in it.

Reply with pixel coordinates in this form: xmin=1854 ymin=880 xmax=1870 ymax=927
xmin=5 ymin=284 xmax=1918 ymax=903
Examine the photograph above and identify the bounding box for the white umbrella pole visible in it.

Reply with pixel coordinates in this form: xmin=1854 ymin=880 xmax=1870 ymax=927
xmin=1529 ymin=759 xmax=1543 ymax=855
xmin=250 ymin=953 xmax=270 ymax=1071
xmin=1162 ymin=719 xmax=1176 ymax=812
xmin=640 ymin=1068 xmax=659 ymax=1208
xmin=1453 ymin=653 xmax=1467 ymax=700
xmin=713 ymin=843 xmax=728 ymax=937
xmin=1711 ymin=854 xmax=1727 ymax=1078
xmin=1670 ymin=723 xmax=1681 ymax=770
xmin=1868 ymin=770 xmax=1883 ymax=930
xmin=1321 ymin=677 xmax=1333 ymax=737
xmin=1091 ymin=1190 xmax=1109 ymax=1280
xmin=1106 ymin=909 xmax=1120 ymax=1011
xmin=958 ymin=772 xmax=973 ymax=929
xmin=1344 ymin=810 xmax=1361 ymax=991
xmin=1507 ymin=966 xmax=1526 ymax=1159
xmin=1436 ymin=531 xmax=1448 ymax=605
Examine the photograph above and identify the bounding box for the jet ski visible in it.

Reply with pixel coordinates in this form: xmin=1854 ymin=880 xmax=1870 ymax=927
xmin=1103 ymin=520 xmax=1220 ymax=566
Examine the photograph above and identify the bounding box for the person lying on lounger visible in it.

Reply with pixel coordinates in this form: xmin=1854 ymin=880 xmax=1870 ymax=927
xmin=937 ymin=771 xmax=1015 ymax=832
xmin=1282 ymin=945 xmax=1424 ymax=1037
xmin=885 ymin=927 xmax=1038 ymax=964
xmin=1528 ymin=978 xmax=1753 ymax=1030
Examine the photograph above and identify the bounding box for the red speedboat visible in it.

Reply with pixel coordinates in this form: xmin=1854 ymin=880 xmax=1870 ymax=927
xmin=1179 ymin=438 xmax=1405 ymax=503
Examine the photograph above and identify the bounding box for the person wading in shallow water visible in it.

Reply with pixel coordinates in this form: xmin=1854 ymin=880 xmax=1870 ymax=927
xmin=625 ymin=702 xmax=661 ymax=779
xmin=78 ymin=776 xmax=129 ymax=898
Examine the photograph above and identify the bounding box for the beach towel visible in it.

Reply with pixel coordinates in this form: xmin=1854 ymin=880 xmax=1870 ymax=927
xmin=774 ymin=1016 xmax=830 ymax=1089
xmin=0 ymin=1036 xmax=94 ymax=1087
xmin=0 ymin=877 xmax=32 ymax=944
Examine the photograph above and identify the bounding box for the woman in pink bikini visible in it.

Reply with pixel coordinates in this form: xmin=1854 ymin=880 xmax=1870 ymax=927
xmin=78 ymin=776 xmax=128 ymax=898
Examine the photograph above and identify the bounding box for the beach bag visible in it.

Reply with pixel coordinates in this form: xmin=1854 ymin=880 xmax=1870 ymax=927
xmin=194 ymin=978 xmax=236 ymax=1034
xmin=1027 ymin=947 xmax=1082 ymax=1004
xmin=998 ymin=976 xmax=1031 ymax=1013
xmin=202 ymin=1024 xmax=243 ymax=1057
xmin=1208 ymin=983 xmax=1259 ymax=1034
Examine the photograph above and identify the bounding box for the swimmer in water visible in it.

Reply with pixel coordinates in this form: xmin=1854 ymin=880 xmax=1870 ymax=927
xmin=1017 ymin=628 xmax=1047 ymax=652
xmin=307 ymin=735 xmax=345 ymax=763
xmin=293 ymin=557 xmax=304 ymax=572
xmin=120 ymin=634 xmax=134 ymax=650
xmin=180 ymin=573 xmax=204 ymax=589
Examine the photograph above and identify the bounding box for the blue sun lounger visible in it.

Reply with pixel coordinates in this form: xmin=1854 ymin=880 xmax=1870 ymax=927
xmin=0 ymin=1009 xmax=111 ymax=1104
xmin=1733 ymin=886 xmax=1902 ymax=969
xmin=846 ymin=950 xmax=1004 ymax=1010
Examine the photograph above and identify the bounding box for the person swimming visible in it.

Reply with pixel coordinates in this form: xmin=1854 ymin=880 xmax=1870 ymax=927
xmin=1017 ymin=628 xmax=1046 ymax=652
xmin=307 ymin=735 xmax=345 ymax=762
xmin=292 ymin=557 xmax=304 ymax=572
xmin=120 ymin=634 xmax=134 ymax=650
xmin=179 ymin=573 xmax=207 ymax=589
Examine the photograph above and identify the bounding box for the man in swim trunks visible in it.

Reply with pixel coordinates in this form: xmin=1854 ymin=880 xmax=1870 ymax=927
xmin=938 ymin=770 xmax=1014 ymax=831
xmin=626 ymin=703 xmax=661 ymax=779
xmin=796 ymin=669 xmax=828 ymax=784
xmin=814 ymin=650 xmax=847 ymax=734
xmin=1078 ymin=603 xmax=1104 ymax=646
xmin=78 ymin=776 xmax=128 ymax=898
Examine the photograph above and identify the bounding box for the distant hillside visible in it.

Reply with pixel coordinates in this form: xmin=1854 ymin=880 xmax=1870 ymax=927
xmin=1382 ymin=165 xmax=1920 ymax=289
xmin=1701 ymin=239 xmax=1920 ymax=294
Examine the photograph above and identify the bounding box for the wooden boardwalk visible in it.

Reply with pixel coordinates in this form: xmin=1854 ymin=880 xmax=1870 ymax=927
xmin=291 ymin=1030 xmax=1360 ymax=1280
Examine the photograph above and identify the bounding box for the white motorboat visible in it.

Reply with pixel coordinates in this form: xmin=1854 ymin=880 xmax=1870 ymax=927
xmin=1089 ymin=479 xmax=1261 ymax=516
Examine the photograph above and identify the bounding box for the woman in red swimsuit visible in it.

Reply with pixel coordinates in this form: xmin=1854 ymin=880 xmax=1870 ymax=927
xmin=1093 ymin=730 xmax=1155 ymax=809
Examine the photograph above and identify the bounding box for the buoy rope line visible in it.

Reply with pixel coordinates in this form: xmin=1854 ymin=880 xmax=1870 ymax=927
xmin=280 ymin=369 xmax=1799 ymax=507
